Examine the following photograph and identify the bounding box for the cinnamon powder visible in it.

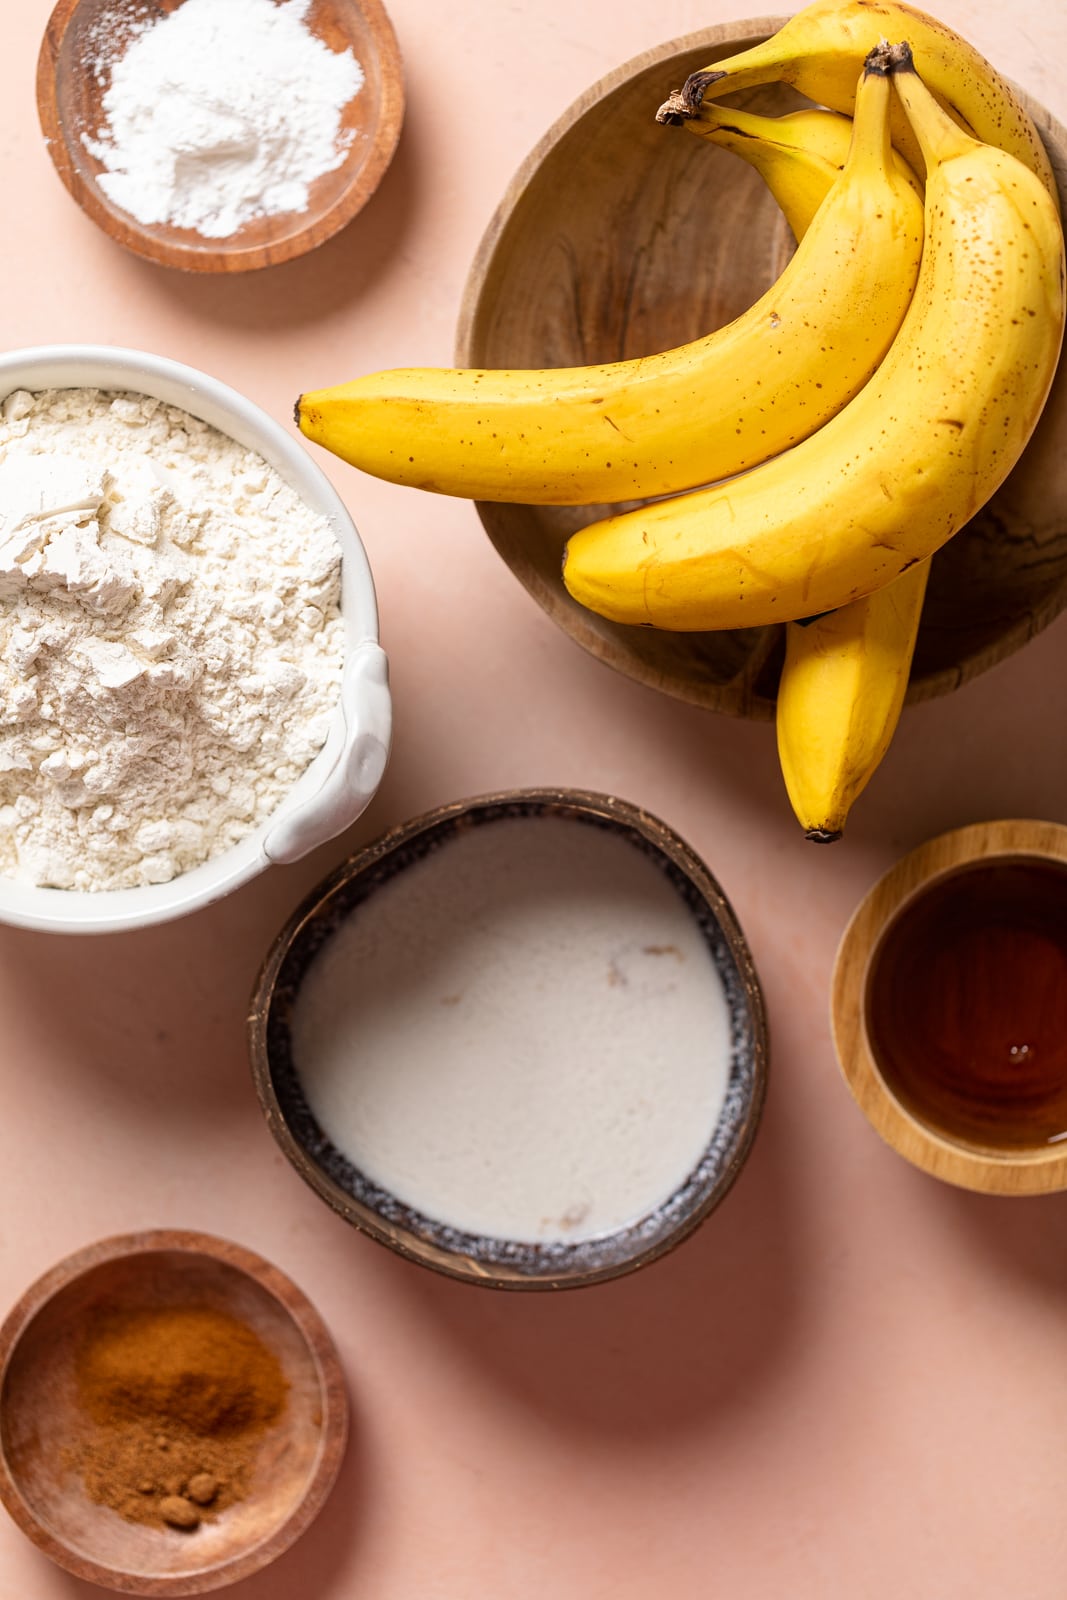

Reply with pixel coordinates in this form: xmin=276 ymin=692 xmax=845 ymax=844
xmin=66 ymin=1304 xmax=288 ymax=1532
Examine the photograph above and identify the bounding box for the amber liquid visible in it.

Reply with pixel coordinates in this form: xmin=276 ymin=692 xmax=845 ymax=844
xmin=865 ymin=858 xmax=1067 ymax=1150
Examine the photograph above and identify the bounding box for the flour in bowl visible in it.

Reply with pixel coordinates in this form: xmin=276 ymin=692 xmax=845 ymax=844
xmin=0 ymin=387 xmax=344 ymax=891
xmin=83 ymin=0 xmax=366 ymax=239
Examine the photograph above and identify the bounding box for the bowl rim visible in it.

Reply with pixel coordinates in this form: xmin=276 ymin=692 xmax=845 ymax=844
xmin=0 ymin=343 xmax=387 ymax=935
xmin=454 ymin=15 xmax=791 ymax=369
xmin=36 ymin=0 xmax=406 ymax=275
xmin=0 ymin=1228 xmax=349 ymax=1595
xmin=830 ymin=817 xmax=1067 ymax=1195
xmin=248 ymin=786 xmax=770 ymax=1291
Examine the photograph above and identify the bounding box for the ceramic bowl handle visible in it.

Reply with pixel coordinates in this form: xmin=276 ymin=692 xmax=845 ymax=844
xmin=263 ymin=641 xmax=391 ymax=866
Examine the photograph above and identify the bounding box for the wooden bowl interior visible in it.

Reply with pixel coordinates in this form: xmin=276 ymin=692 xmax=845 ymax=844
xmin=39 ymin=0 xmax=404 ymax=273
xmin=456 ymin=22 xmax=1067 ymax=718
xmin=0 ymin=1236 xmax=346 ymax=1592
xmin=830 ymin=819 xmax=1067 ymax=1196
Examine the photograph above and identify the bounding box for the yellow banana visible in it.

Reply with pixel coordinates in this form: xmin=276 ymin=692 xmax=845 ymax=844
xmin=656 ymin=0 xmax=1058 ymax=207
xmin=776 ymin=560 xmax=930 ymax=841
xmin=563 ymin=45 xmax=1066 ymax=631
xmin=686 ymin=96 xmax=925 ymax=817
xmin=690 ymin=101 xmax=920 ymax=239
xmin=296 ymin=64 xmax=922 ymax=507
xmin=713 ymin=101 xmax=927 ymax=837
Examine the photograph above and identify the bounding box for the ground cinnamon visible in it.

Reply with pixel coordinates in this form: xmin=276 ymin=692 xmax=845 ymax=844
xmin=65 ymin=1303 xmax=288 ymax=1532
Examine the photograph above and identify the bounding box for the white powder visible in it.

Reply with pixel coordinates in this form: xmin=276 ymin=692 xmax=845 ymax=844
xmin=291 ymin=815 xmax=733 ymax=1244
xmin=0 ymin=387 xmax=345 ymax=891
xmin=84 ymin=0 xmax=366 ymax=239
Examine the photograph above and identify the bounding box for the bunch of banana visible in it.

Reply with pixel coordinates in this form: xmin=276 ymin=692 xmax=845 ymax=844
xmin=562 ymin=40 xmax=1064 ymax=836
xmin=562 ymin=53 xmax=1063 ymax=627
xmin=297 ymin=61 xmax=922 ymax=505
xmin=295 ymin=2 xmax=1065 ymax=843
xmin=645 ymin=16 xmax=1061 ymax=841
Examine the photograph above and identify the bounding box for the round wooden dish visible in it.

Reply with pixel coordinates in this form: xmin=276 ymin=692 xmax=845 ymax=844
xmin=37 ymin=0 xmax=404 ymax=273
xmin=831 ymin=819 xmax=1067 ymax=1196
xmin=249 ymin=788 xmax=768 ymax=1291
xmin=0 ymin=1231 xmax=348 ymax=1594
xmin=456 ymin=21 xmax=1067 ymax=718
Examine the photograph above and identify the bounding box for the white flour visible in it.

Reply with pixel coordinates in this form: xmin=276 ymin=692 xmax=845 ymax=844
xmin=84 ymin=0 xmax=366 ymax=239
xmin=291 ymin=816 xmax=732 ymax=1244
xmin=0 ymin=387 xmax=345 ymax=891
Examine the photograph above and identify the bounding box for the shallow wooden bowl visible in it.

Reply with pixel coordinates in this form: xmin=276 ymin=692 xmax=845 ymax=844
xmin=831 ymin=819 xmax=1067 ymax=1195
xmin=0 ymin=1231 xmax=348 ymax=1594
xmin=37 ymin=0 xmax=404 ymax=273
xmin=249 ymin=789 xmax=768 ymax=1291
xmin=456 ymin=21 xmax=1067 ymax=718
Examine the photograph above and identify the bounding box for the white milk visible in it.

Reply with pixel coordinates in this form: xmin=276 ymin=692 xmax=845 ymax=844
xmin=291 ymin=814 xmax=732 ymax=1244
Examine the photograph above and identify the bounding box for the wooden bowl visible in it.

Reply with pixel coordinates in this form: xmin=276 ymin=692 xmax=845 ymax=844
xmin=831 ymin=819 xmax=1067 ymax=1195
xmin=37 ymin=0 xmax=404 ymax=273
xmin=249 ymin=789 xmax=768 ymax=1290
xmin=456 ymin=21 xmax=1067 ymax=718
xmin=0 ymin=1231 xmax=348 ymax=1594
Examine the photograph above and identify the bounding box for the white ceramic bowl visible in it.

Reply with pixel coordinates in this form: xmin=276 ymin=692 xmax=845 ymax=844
xmin=0 ymin=345 xmax=391 ymax=935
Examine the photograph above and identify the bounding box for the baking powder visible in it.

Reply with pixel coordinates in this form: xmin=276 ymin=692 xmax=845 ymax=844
xmin=84 ymin=0 xmax=366 ymax=239
xmin=0 ymin=387 xmax=345 ymax=891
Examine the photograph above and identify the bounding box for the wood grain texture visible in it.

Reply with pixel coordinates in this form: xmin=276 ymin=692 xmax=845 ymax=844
xmin=36 ymin=0 xmax=404 ymax=273
xmin=0 ymin=1231 xmax=348 ymax=1594
xmin=830 ymin=819 xmax=1067 ymax=1196
xmin=455 ymin=22 xmax=1067 ymax=720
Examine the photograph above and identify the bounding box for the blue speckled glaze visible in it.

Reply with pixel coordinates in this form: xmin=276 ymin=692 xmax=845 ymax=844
xmin=257 ymin=794 xmax=767 ymax=1285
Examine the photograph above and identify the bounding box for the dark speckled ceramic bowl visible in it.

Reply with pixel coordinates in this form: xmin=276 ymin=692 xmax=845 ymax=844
xmin=248 ymin=789 xmax=768 ymax=1290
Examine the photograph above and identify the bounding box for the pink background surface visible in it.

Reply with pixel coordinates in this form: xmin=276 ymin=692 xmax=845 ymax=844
xmin=2 ymin=0 xmax=1067 ymax=1595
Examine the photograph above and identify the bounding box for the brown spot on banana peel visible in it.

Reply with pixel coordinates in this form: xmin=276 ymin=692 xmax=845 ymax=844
xmin=709 ymin=121 xmax=757 ymax=141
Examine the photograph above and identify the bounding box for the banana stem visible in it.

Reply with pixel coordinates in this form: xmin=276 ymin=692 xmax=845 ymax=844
xmin=655 ymin=44 xmax=788 ymax=124
xmin=846 ymin=56 xmax=894 ymax=180
xmin=877 ymin=40 xmax=977 ymax=167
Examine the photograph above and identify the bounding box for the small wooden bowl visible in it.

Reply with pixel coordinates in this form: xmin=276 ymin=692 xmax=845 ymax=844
xmin=0 ymin=1231 xmax=348 ymax=1594
xmin=249 ymin=789 xmax=768 ymax=1290
xmin=37 ymin=0 xmax=404 ymax=273
xmin=831 ymin=820 xmax=1067 ymax=1195
xmin=456 ymin=22 xmax=1067 ymax=718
